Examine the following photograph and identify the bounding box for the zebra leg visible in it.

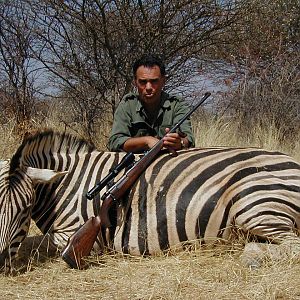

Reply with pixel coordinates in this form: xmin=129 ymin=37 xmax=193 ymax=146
xmin=240 ymin=242 xmax=275 ymax=268
xmin=240 ymin=235 xmax=300 ymax=268
xmin=233 ymin=206 xmax=300 ymax=268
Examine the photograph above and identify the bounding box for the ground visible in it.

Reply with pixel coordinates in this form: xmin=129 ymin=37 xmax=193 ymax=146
xmin=1 ymin=229 xmax=300 ymax=300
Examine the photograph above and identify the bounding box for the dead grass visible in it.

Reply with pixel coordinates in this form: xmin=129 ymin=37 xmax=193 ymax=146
xmin=0 ymin=114 xmax=112 ymax=160
xmin=2 ymin=225 xmax=300 ymax=299
xmin=1 ymin=118 xmax=300 ymax=299
xmin=193 ymin=116 xmax=300 ymax=162
xmin=2 ymin=234 xmax=300 ymax=300
xmin=1 ymin=115 xmax=300 ymax=161
xmin=0 ymin=120 xmax=22 ymax=159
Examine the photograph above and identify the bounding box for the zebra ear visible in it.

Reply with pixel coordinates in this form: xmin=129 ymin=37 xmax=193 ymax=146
xmin=26 ymin=167 xmax=68 ymax=183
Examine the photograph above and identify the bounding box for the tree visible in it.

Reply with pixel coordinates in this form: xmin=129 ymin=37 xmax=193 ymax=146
xmin=0 ymin=0 xmax=41 ymax=135
xmin=28 ymin=0 xmax=243 ymax=142
xmin=215 ymin=0 xmax=300 ymax=141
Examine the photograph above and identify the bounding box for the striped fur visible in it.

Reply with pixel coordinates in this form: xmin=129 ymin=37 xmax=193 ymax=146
xmin=1 ymin=130 xmax=300 ymax=268
xmin=0 ymin=162 xmax=35 ymax=267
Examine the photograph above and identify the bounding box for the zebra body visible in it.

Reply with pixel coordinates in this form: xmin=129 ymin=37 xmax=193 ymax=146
xmin=1 ymin=130 xmax=300 ymax=268
xmin=116 ymin=147 xmax=300 ymax=256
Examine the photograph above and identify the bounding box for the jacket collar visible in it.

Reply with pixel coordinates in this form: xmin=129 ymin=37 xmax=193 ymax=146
xmin=136 ymin=91 xmax=171 ymax=113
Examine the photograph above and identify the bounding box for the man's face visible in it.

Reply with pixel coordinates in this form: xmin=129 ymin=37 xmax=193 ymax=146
xmin=134 ymin=65 xmax=165 ymax=107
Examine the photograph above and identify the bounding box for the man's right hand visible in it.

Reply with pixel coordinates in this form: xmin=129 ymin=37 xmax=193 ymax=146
xmin=122 ymin=136 xmax=159 ymax=153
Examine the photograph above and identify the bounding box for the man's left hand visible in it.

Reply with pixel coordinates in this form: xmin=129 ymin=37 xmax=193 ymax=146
xmin=163 ymin=128 xmax=188 ymax=156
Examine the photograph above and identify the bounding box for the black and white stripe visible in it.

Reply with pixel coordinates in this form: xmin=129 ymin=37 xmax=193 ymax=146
xmin=115 ymin=147 xmax=300 ymax=255
xmin=0 ymin=130 xmax=300 ymax=267
xmin=0 ymin=162 xmax=36 ymax=266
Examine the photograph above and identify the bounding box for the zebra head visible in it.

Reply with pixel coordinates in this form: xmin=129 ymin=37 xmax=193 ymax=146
xmin=0 ymin=159 xmax=67 ymax=270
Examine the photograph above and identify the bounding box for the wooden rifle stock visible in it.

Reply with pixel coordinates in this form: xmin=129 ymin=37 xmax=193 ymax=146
xmin=62 ymin=196 xmax=115 ymax=269
xmin=62 ymin=216 xmax=101 ymax=269
xmin=62 ymin=92 xmax=211 ymax=269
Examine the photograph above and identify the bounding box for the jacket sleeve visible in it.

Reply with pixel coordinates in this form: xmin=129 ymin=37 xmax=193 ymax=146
xmin=173 ymin=98 xmax=195 ymax=147
xmin=107 ymin=101 xmax=132 ymax=151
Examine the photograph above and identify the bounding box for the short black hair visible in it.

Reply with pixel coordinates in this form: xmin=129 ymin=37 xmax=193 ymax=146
xmin=132 ymin=54 xmax=166 ymax=78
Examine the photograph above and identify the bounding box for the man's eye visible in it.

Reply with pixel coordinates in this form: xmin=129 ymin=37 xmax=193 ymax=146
xmin=139 ymin=80 xmax=147 ymax=85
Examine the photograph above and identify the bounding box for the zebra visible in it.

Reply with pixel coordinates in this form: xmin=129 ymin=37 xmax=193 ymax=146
xmin=0 ymin=129 xmax=300 ymax=270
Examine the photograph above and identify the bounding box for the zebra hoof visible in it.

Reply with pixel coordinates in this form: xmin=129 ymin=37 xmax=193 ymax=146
xmin=240 ymin=242 xmax=267 ymax=268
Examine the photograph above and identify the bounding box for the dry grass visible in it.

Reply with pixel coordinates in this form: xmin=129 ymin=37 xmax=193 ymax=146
xmin=2 ymin=231 xmax=300 ymax=300
xmin=1 ymin=118 xmax=300 ymax=299
xmin=193 ymin=116 xmax=300 ymax=162
xmin=0 ymin=112 xmax=112 ymax=160
xmin=0 ymin=120 xmax=23 ymax=159
xmin=2 ymin=116 xmax=300 ymax=161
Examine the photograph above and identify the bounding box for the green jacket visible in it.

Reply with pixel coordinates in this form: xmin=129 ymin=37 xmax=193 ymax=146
xmin=108 ymin=91 xmax=195 ymax=152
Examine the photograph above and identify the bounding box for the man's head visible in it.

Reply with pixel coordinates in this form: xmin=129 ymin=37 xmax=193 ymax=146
xmin=132 ymin=54 xmax=166 ymax=79
xmin=132 ymin=54 xmax=166 ymax=109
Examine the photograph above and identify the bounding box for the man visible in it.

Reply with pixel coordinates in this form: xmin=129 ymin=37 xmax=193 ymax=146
xmin=108 ymin=54 xmax=195 ymax=153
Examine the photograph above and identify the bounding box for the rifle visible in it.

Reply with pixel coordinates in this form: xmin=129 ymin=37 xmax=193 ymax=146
xmin=86 ymin=151 xmax=135 ymax=200
xmin=62 ymin=92 xmax=211 ymax=269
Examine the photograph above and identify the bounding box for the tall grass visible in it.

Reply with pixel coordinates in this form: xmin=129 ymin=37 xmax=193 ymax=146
xmin=0 ymin=115 xmax=112 ymax=160
xmin=1 ymin=115 xmax=300 ymax=162
xmin=192 ymin=115 xmax=300 ymax=162
xmin=0 ymin=119 xmax=23 ymax=159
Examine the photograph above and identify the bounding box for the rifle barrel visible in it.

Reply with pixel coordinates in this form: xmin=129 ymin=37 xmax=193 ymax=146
xmin=169 ymin=92 xmax=211 ymax=134
xmin=86 ymin=152 xmax=135 ymax=199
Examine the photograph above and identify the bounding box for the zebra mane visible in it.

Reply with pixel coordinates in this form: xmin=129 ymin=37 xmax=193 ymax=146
xmin=10 ymin=130 xmax=96 ymax=173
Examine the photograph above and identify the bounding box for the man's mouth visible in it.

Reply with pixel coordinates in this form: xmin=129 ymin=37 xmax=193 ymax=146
xmin=145 ymin=93 xmax=154 ymax=98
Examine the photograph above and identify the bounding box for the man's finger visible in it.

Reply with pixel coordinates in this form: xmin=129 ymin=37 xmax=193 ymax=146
xmin=168 ymin=148 xmax=178 ymax=157
xmin=177 ymin=128 xmax=187 ymax=138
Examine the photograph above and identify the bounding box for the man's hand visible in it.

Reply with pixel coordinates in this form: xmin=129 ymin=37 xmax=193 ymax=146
xmin=163 ymin=128 xmax=182 ymax=151
xmin=163 ymin=128 xmax=189 ymax=156
xmin=122 ymin=129 xmax=189 ymax=154
xmin=123 ymin=136 xmax=159 ymax=153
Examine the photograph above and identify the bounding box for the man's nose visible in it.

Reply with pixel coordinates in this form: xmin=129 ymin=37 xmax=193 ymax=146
xmin=145 ymin=82 xmax=152 ymax=90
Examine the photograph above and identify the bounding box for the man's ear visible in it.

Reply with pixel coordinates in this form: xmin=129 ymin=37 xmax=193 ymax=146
xmin=132 ymin=78 xmax=137 ymax=87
